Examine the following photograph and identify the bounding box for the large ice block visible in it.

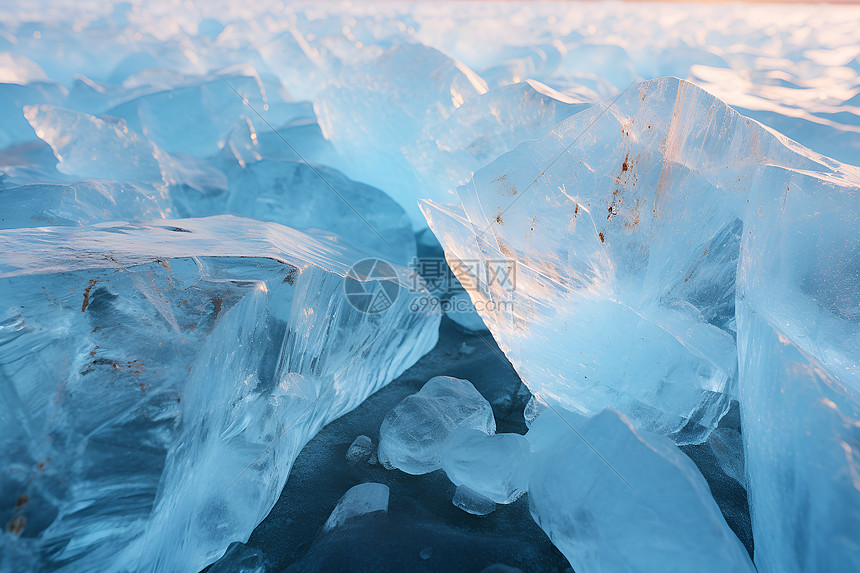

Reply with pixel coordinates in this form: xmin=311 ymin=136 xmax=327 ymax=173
xmin=24 ymin=104 xmax=168 ymax=184
xmin=0 ymin=215 xmax=439 ymax=572
xmin=314 ymin=44 xmax=486 ymax=226
xmin=24 ymin=105 xmax=412 ymax=263
xmin=23 ymin=104 xmax=234 ymax=199
xmin=736 ymin=154 xmax=860 ymax=571
xmin=420 ymin=76 xmax=853 ymax=444
xmin=527 ymin=409 xmax=755 ymax=573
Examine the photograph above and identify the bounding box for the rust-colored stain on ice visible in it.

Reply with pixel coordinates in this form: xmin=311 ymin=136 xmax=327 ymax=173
xmin=81 ymin=279 xmax=97 ymax=312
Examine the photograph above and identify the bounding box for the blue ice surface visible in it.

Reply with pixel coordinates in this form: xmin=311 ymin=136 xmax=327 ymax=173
xmin=0 ymin=2 xmax=858 ymax=572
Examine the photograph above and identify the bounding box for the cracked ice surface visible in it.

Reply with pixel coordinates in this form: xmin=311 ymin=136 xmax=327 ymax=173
xmin=0 ymin=217 xmax=439 ymax=572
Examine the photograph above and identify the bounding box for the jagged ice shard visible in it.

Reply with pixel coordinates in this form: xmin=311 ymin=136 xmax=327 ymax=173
xmin=422 ymin=76 xmax=860 ymax=571
xmin=0 ymin=216 xmax=439 ymax=572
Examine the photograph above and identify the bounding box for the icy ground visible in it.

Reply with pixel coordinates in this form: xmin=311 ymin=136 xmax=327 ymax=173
xmin=0 ymin=1 xmax=858 ymax=572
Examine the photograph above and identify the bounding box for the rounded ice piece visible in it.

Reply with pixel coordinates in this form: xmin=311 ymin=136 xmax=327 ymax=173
xmin=323 ymin=483 xmax=389 ymax=533
xmin=346 ymin=435 xmax=375 ymax=465
xmin=452 ymin=485 xmax=496 ymax=516
xmin=442 ymin=428 xmax=531 ymax=504
xmin=378 ymin=376 xmax=495 ymax=475
xmin=523 ymin=395 xmax=545 ymax=429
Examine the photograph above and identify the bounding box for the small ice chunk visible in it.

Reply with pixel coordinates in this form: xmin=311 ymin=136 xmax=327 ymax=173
xmin=445 ymin=291 xmax=489 ymax=333
xmin=442 ymin=428 xmax=531 ymax=504
xmin=452 ymin=485 xmax=496 ymax=516
xmin=346 ymin=435 xmax=374 ymax=465
xmin=378 ymin=376 xmax=495 ymax=475
xmin=707 ymin=427 xmax=745 ymax=487
xmin=323 ymin=483 xmax=389 ymax=532
xmin=528 ymin=409 xmax=755 ymax=572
